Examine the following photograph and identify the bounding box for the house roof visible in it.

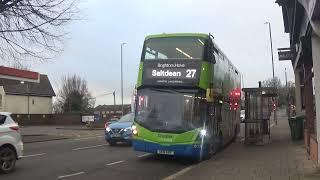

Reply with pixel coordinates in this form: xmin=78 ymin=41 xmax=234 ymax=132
xmin=0 ymin=66 xmax=39 ymax=80
xmin=0 ymin=74 xmax=55 ymax=97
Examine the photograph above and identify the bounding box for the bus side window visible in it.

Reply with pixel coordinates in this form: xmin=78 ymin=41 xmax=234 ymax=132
xmin=210 ymin=43 xmax=216 ymax=64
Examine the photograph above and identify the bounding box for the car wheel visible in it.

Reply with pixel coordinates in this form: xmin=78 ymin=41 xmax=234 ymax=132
xmin=0 ymin=147 xmax=17 ymax=173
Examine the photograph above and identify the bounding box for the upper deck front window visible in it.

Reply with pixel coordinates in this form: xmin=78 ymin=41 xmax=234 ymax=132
xmin=142 ymin=37 xmax=206 ymax=61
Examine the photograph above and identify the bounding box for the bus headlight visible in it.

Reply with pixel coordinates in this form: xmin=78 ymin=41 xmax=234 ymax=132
xmin=133 ymin=129 xmax=138 ymax=135
xmin=200 ymin=129 xmax=207 ymax=136
xmin=132 ymin=125 xmax=137 ymax=130
xmin=106 ymin=127 xmax=111 ymax=132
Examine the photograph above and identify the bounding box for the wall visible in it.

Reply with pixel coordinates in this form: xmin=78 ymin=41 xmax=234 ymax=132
xmin=5 ymin=95 xmax=53 ymax=114
xmin=312 ymin=33 xmax=320 ymax=164
xmin=12 ymin=114 xmax=82 ymax=126
xmin=11 ymin=114 xmax=105 ymax=127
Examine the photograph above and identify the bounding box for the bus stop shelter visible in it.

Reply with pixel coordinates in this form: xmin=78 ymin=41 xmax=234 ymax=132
xmin=242 ymin=87 xmax=277 ymax=145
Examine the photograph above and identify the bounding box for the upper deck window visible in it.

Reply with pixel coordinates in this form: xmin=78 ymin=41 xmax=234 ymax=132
xmin=142 ymin=37 xmax=205 ymax=61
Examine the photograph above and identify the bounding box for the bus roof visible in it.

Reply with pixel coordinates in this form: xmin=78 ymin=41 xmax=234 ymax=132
xmin=144 ymin=33 xmax=209 ymax=41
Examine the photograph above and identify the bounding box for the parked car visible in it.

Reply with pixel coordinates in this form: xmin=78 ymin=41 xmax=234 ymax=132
xmin=240 ymin=110 xmax=245 ymax=122
xmin=0 ymin=112 xmax=23 ymax=173
xmin=105 ymin=113 xmax=134 ymax=146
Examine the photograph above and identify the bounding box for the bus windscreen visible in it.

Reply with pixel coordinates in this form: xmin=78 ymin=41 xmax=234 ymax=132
xmin=142 ymin=37 xmax=205 ymax=61
xmin=135 ymin=88 xmax=205 ymax=133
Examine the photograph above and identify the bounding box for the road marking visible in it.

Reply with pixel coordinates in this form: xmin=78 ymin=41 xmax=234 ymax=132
xmin=74 ymin=136 xmax=103 ymax=141
xmin=106 ymin=160 xmax=125 ymax=166
xmin=58 ymin=172 xmax=85 ymax=179
xmin=162 ymin=166 xmax=195 ymax=180
xmin=138 ymin=153 xmax=151 ymax=158
xmin=72 ymin=144 xmax=107 ymax=151
xmin=21 ymin=153 xmax=46 ymax=158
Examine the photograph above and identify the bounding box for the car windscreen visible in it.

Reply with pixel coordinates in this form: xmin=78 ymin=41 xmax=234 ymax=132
xmin=118 ymin=113 xmax=134 ymax=123
xmin=142 ymin=37 xmax=205 ymax=61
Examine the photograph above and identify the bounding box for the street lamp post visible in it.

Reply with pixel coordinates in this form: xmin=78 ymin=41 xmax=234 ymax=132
xmin=285 ymin=68 xmax=289 ymax=106
xmin=265 ymin=21 xmax=277 ymax=124
xmin=120 ymin=42 xmax=126 ymax=116
xmin=265 ymin=22 xmax=275 ymax=86
xmin=93 ymin=91 xmax=116 ymax=105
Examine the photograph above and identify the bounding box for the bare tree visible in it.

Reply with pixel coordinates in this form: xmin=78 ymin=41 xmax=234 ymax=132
xmin=10 ymin=60 xmax=30 ymax=70
xmin=262 ymin=76 xmax=282 ymax=89
xmin=0 ymin=0 xmax=79 ymax=63
xmin=262 ymin=77 xmax=296 ymax=107
xmin=55 ymin=74 xmax=95 ymax=113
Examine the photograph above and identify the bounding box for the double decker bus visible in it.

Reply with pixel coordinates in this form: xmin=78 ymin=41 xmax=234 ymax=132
xmin=132 ymin=33 xmax=241 ymax=160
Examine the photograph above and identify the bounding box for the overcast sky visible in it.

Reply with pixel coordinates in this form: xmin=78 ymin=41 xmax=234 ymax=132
xmin=17 ymin=0 xmax=294 ymax=106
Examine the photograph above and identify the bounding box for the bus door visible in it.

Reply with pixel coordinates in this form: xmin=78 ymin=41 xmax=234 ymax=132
xmin=207 ymin=100 xmax=222 ymax=150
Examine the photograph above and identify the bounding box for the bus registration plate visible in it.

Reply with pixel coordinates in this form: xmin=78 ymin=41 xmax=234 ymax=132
xmin=157 ymin=150 xmax=174 ymax=155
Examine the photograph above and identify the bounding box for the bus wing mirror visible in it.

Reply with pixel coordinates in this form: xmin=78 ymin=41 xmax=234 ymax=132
xmin=206 ymin=88 xmax=214 ymax=102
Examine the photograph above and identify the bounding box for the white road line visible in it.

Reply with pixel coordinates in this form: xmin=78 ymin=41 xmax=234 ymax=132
xmin=58 ymin=172 xmax=85 ymax=179
xmin=138 ymin=153 xmax=151 ymax=158
xmin=21 ymin=153 xmax=46 ymax=158
xmin=74 ymin=136 xmax=103 ymax=141
xmin=106 ymin=160 xmax=124 ymax=166
xmin=72 ymin=144 xmax=107 ymax=151
xmin=162 ymin=166 xmax=195 ymax=180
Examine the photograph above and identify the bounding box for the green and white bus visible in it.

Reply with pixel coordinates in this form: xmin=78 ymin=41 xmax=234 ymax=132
xmin=132 ymin=33 xmax=241 ymax=160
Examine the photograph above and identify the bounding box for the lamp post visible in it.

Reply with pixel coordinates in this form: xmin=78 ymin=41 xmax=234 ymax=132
xmin=120 ymin=42 xmax=126 ymax=116
xmin=20 ymin=81 xmax=30 ymax=120
xmin=264 ymin=22 xmax=275 ymax=87
xmin=113 ymin=91 xmax=116 ymax=106
xmin=285 ymin=68 xmax=289 ymax=106
xmin=93 ymin=91 xmax=116 ymax=105
xmin=265 ymin=21 xmax=277 ymax=125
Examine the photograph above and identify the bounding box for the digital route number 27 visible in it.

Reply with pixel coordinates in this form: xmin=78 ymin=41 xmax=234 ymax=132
xmin=186 ymin=69 xmax=196 ymax=78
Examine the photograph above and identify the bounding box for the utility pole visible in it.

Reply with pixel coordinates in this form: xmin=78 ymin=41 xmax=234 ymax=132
xmin=113 ymin=91 xmax=116 ymax=105
xmin=120 ymin=42 xmax=126 ymax=116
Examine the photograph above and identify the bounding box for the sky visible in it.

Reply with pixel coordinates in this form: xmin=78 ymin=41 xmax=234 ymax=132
xmin=10 ymin=0 xmax=294 ymax=106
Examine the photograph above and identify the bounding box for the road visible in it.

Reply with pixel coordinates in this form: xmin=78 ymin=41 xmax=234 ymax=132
xmin=4 ymin=111 xmax=276 ymax=180
xmin=2 ymin=134 xmax=191 ymax=180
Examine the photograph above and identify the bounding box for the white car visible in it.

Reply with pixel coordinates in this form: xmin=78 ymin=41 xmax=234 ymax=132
xmin=0 ymin=112 xmax=23 ymax=173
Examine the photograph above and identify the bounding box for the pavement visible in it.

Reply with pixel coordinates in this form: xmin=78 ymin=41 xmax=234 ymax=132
xmin=170 ymin=110 xmax=320 ymax=180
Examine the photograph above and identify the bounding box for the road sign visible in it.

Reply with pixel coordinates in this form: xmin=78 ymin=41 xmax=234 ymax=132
xmin=278 ymin=48 xmax=295 ymax=61
xmin=81 ymin=115 xmax=94 ymax=122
